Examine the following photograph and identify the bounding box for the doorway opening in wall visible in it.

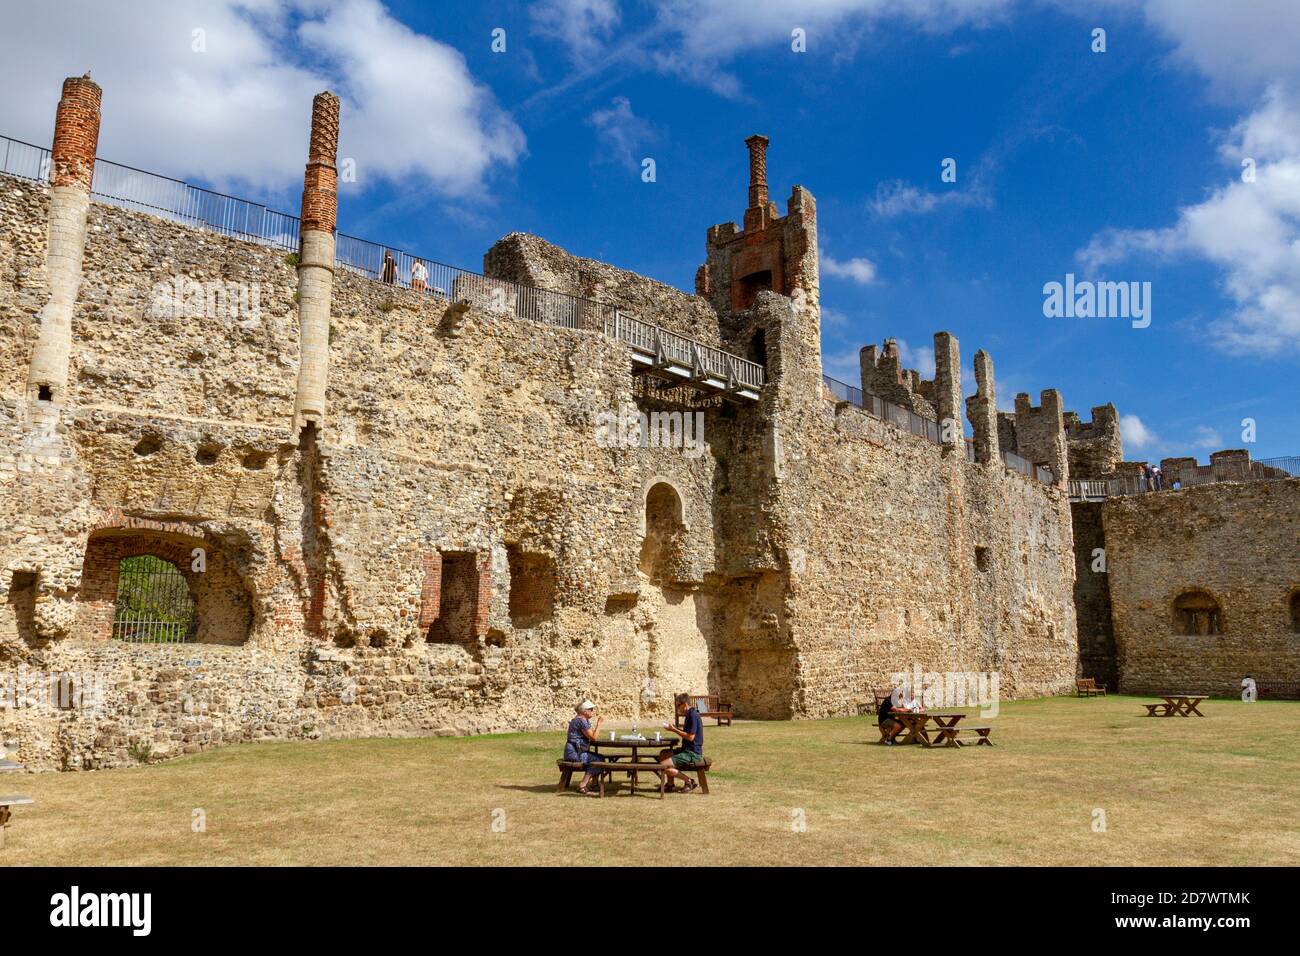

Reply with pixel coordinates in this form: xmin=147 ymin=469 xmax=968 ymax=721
xmin=506 ymin=544 xmax=555 ymax=629
xmin=7 ymin=571 xmax=37 ymax=643
xmin=1289 ymin=589 xmax=1300 ymax=632
xmin=748 ymin=329 xmax=767 ymax=367
xmin=735 ymin=270 xmax=772 ymax=310
xmin=112 ymin=555 xmax=198 ymax=643
xmin=1173 ymin=589 xmax=1223 ymax=636
xmin=975 ymin=546 xmax=991 ymax=572
xmin=427 ymin=551 xmax=478 ymax=645
xmin=640 ymin=481 xmax=686 ymax=582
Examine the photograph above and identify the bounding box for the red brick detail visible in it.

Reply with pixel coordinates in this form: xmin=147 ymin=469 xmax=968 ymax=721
xmin=90 ymin=510 xmax=206 ymax=540
xmin=473 ymin=554 xmax=492 ymax=638
xmin=745 ymin=134 xmax=769 ymax=211
xmin=79 ymin=533 xmax=201 ymax=641
xmin=418 ymin=551 xmax=442 ymax=629
xmin=51 ymin=75 xmax=102 ymax=190
xmin=300 ymin=91 xmax=340 ymax=234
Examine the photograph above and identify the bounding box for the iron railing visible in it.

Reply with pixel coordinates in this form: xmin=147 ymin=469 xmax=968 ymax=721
xmin=0 ymin=133 xmax=765 ymax=391
xmin=112 ymin=554 xmax=198 ymax=644
xmin=1069 ymin=455 xmax=1300 ymax=500
xmin=822 ymin=373 xmax=1055 ymax=483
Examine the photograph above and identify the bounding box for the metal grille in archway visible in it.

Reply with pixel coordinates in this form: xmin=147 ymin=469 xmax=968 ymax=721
xmin=112 ymin=554 xmax=198 ymax=643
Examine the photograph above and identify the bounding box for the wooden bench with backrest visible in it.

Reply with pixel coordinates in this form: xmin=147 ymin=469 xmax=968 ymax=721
xmin=555 ymin=758 xmax=711 ymax=798
xmin=1076 ymin=678 xmax=1106 ymax=697
xmin=0 ymin=795 xmax=33 ymax=848
xmin=676 ymin=693 xmax=733 ymax=727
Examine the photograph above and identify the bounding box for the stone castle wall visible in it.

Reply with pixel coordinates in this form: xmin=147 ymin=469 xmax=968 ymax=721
xmin=1102 ymin=479 xmax=1300 ymax=696
xmin=0 ymin=85 xmax=1086 ymax=770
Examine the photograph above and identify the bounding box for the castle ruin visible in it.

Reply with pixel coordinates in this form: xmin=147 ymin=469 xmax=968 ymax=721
xmin=0 ymin=79 xmax=1294 ymax=770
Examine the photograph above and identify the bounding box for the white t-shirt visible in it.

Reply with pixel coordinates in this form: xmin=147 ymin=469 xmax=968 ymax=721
xmin=412 ymin=262 xmax=428 ymax=282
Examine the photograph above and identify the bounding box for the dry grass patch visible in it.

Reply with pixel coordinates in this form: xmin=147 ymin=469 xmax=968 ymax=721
xmin=3 ymin=695 xmax=1298 ymax=866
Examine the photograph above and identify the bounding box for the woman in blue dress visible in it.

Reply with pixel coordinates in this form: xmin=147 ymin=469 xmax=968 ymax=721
xmin=565 ymin=700 xmax=605 ymax=795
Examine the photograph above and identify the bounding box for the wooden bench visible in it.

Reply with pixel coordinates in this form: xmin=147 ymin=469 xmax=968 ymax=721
xmin=1144 ymin=702 xmax=1172 ymax=716
xmin=677 ymin=694 xmax=733 ymax=727
xmin=0 ymin=795 xmax=33 ymax=849
xmin=950 ymin=726 xmax=994 ymax=746
xmin=857 ymin=687 xmax=895 ymax=716
xmin=555 ymin=758 xmax=711 ymax=798
xmin=1076 ymin=678 xmax=1106 ymax=697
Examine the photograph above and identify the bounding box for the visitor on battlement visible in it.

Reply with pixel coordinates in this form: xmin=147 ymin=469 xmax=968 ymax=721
xmin=411 ymin=258 xmax=428 ymax=292
xmin=564 ymin=700 xmax=605 ymax=796
xmin=659 ymin=693 xmax=706 ymax=793
xmin=1153 ymin=466 xmax=1164 ymax=491
xmin=381 ymin=249 xmax=397 ymax=285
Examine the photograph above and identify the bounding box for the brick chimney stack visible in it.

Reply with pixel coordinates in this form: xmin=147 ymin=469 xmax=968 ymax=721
xmin=293 ymin=92 xmax=340 ymax=437
xmin=745 ymin=134 xmax=770 ymax=210
xmin=27 ymin=73 xmax=103 ymax=413
xmin=300 ymin=92 xmax=339 ymax=234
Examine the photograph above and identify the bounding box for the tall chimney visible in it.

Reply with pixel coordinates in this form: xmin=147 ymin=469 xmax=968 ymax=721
xmin=292 ymin=91 xmax=340 ymax=437
xmin=745 ymin=134 xmax=770 ymax=210
xmin=27 ymin=74 xmax=102 ymax=411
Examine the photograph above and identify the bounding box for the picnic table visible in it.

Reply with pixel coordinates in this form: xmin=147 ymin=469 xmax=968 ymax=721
xmin=882 ymin=711 xmax=994 ymax=746
xmin=1144 ymin=694 xmax=1207 ymax=717
xmin=890 ymin=711 xmax=966 ymax=746
xmin=588 ymin=736 xmax=673 ymax=795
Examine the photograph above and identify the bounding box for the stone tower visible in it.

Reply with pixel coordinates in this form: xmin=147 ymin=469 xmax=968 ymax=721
xmin=697 ymin=134 xmax=819 ymax=317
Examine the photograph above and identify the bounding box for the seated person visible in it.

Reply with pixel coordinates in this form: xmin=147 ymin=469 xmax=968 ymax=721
xmin=564 ymin=700 xmax=606 ymax=795
xmin=879 ymin=686 xmax=908 ymax=745
xmin=659 ymin=693 xmax=707 ymax=793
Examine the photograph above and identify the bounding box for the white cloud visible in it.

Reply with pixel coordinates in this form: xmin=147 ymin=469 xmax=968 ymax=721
xmin=821 ymin=254 xmax=878 ymax=285
xmin=1121 ymin=414 xmax=1161 ymax=452
xmin=530 ymin=0 xmax=622 ymax=63
xmin=1078 ymin=85 xmax=1300 ymax=355
xmin=0 ymin=0 xmax=523 ymax=199
xmin=1121 ymin=0 xmax=1300 ymax=100
xmin=870 ymin=178 xmax=991 ymax=218
xmin=896 ymin=339 xmax=936 ymax=379
xmin=1191 ymin=425 xmax=1223 ymax=449
xmin=587 ymin=96 xmax=655 ymax=171
xmin=645 ymin=0 xmax=1014 ymax=98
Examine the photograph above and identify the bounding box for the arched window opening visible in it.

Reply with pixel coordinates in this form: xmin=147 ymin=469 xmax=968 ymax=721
xmin=112 ymin=555 xmax=198 ymax=644
xmin=1173 ymin=590 xmax=1223 ymax=636
xmin=640 ymin=482 xmax=686 ymax=582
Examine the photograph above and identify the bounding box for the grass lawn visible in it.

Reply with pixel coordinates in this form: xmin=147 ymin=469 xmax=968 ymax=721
xmin=3 ymin=695 xmax=1298 ymax=866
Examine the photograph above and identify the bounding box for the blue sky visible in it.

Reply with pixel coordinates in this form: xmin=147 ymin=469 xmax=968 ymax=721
xmin=4 ymin=1 xmax=1299 ymax=460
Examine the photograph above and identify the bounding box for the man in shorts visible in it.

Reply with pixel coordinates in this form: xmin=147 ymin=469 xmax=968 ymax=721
xmin=660 ymin=693 xmax=707 ymax=793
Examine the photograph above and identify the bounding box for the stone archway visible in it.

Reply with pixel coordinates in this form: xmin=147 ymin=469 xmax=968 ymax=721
xmin=77 ymin=517 xmax=253 ymax=645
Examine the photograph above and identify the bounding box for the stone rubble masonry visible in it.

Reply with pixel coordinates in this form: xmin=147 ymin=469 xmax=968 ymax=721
xmin=1064 ymin=403 xmax=1122 ymax=480
xmin=932 ymin=331 xmax=962 ymax=440
xmin=859 ymin=338 xmax=939 ymax=420
xmin=1102 ymin=478 xmax=1300 ymax=696
xmin=26 ymin=74 xmax=102 ymax=406
xmin=293 ymin=91 xmax=339 ymax=434
xmin=0 ymin=101 xmax=1084 ymax=769
xmin=965 ymin=350 xmax=999 ymax=464
xmin=1011 ymin=391 xmax=1069 ymax=486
